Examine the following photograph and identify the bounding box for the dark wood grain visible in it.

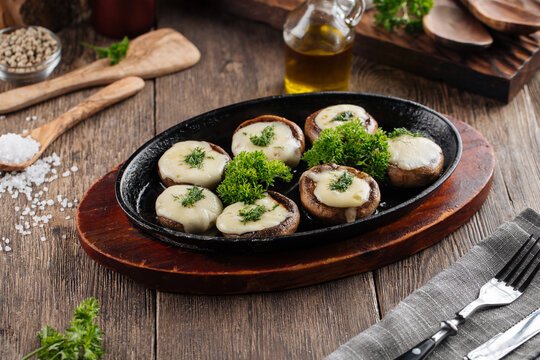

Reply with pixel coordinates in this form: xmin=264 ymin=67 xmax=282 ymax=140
xmin=2 ymin=0 xmax=540 ymax=359
xmin=460 ymin=0 xmax=540 ymax=34
xmin=221 ymin=0 xmax=540 ymax=102
xmin=0 ymin=22 xmax=156 ymax=360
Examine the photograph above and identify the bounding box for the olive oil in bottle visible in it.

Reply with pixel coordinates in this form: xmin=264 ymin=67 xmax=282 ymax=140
xmin=284 ymin=23 xmax=353 ymax=93
xmin=282 ymin=0 xmax=365 ymax=94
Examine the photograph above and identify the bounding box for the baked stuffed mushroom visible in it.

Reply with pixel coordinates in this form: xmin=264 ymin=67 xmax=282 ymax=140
xmin=158 ymin=140 xmax=231 ymax=189
xmin=231 ymin=115 xmax=305 ymax=167
xmin=299 ymin=163 xmax=380 ymax=224
xmin=387 ymin=132 xmax=444 ymax=188
xmin=216 ymin=191 xmax=300 ymax=238
xmin=305 ymin=104 xmax=378 ymax=143
xmin=155 ymin=185 xmax=223 ymax=234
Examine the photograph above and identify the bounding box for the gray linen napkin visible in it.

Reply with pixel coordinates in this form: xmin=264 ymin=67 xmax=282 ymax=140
xmin=326 ymin=208 xmax=540 ymax=360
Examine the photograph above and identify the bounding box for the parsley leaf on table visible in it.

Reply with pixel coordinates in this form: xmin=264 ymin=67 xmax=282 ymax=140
xmin=374 ymin=0 xmax=434 ymax=34
xmin=81 ymin=36 xmax=130 ymax=65
xmin=22 ymin=298 xmax=104 ymax=360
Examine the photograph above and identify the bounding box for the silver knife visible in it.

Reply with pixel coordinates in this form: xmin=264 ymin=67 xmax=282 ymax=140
xmin=465 ymin=307 xmax=540 ymax=360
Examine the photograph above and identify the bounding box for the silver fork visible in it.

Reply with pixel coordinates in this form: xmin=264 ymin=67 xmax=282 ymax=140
xmin=395 ymin=234 xmax=540 ymax=360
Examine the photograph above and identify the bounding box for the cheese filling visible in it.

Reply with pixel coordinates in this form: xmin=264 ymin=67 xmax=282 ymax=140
xmin=388 ymin=135 xmax=442 ymax=170
xmin=231 ymin=121 xmax=302 ymax=167
xmin=216 ymin=194 xmax=290 ymax=235
xmin=158 ymin=140 xmax=229 ymax=189
xmin=307 ymin=169 xmax=370 ymax=208
xmin=314 ymin=104 xmax=372 ymax=132
xmin=155 ymin=185 xmax=223 ymax=234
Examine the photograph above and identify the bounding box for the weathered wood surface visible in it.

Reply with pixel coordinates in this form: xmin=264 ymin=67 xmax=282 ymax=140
xmin=1 ymin=0 xmax=539 ymax=359
xmin=0 ymin=28 xmax=201 ymax=114
xmin=221 ymin=0 xmax=540 ymax=102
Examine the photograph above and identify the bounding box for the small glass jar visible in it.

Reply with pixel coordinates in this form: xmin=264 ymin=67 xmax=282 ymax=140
xmin=283 ymin=0 xmax=365 ymax=93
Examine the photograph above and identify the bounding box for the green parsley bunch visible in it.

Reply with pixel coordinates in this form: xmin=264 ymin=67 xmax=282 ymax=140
xmin=374 ymin=0 xmax=434 ymax=34
xmin=217 ymin=151 xmax=292 ymax=205
xmin=302 ymin=119 xmax=390 ymax=183
xmin=22 ymin=298 xmax=104 ymax=360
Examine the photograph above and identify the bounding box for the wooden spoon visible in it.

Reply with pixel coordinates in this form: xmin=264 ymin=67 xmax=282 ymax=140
xmin=0 ymin=28 xmax=200 ymax=114
xmin=423 ymin=0 xmax=493 ymax=50
xmin=0 ymin=76 xmax=145 ymax=172
xmin=460 ymin=0 xmax=540 ymax=34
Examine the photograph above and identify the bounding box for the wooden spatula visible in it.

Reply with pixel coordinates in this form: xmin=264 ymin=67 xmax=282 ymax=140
xmin=0 ymin=76 xmax=145 ymax=172
xmin=0 ymin=28 xmax=200 ymax=114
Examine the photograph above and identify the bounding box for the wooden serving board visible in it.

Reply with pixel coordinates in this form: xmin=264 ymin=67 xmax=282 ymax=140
xmin=77 ymin=118 xmax=494 ymax=294
xmin=220 ymin=0 xmax=540 ymax=102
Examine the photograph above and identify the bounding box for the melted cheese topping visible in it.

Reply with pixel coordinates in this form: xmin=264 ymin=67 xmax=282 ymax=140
xmin=231 ymin=121 xmax=302 ymax=167
xmin=216 ymin=194 xmax=290 ymax=235
xmin=307 ymin=169 xmax=370 ymax=208
xmin=158 ymin=140 xmax=229 ymax=189
xmin=314 ymin=104 xmax=371 ymax=131
xmin=388 ymin=135 xmax=442 ymax=170
xmin=155 ymin=185 xmax=223 ymax=234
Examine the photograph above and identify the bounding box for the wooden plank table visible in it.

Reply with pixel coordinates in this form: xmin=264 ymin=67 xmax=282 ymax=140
xmin=1 ymin=0 xmax=539 ymax=358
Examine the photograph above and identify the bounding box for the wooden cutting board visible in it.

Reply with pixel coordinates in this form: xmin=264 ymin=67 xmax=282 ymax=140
xmin=76 ymin=117 xmax=495 ymax=294
xmin=220 ymin=0 xmax=540 ymax=102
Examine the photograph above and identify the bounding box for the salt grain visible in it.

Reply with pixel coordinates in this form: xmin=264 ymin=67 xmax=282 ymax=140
xmin=62 ymin=171 xmax=70 ymax=177
xmin=0 ymin=133 xmax=40 ymax=164
xmin=40 ymin=237 xmax=46 ymax=242
xmin=65 ymin=216 xmax=70 ymax=220
xmin=71 ymin=166 xmax=78 ymax=172
xmin=5 ymin=246 xmax=11 ymax=251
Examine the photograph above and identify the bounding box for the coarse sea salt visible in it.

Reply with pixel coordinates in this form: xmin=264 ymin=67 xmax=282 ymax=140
xmin=0 ymin=133 xmax=40 ymax=164
xmin=1 ymin=151 xmax=79 ymax=250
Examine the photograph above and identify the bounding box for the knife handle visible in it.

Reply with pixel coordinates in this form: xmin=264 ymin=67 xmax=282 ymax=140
xmin=395 ymin=319 xmax=461 ymax=360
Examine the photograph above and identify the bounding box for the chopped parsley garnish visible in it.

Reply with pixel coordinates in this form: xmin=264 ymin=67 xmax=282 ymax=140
xmin=217 ymin=151 xmax=292 ymax=205
xmin=302 ymin=119 xmax=390 ymax=183
xmin=238 ymin=203 xmax=279 ymax=223
xmin=388 ymin=127 xmax=423 ymax=138
xmin=331 ymin=111 xmax=355 ymax=122
xmin=330 ymin=171 xmax=354 ymax=192
xmin=184 ymin=147 xmax=213 ymax=169
xmin=249 ymin=125 xmax=275 ymax=147
xmin=173 ymin=186 xmax=206 ymax=208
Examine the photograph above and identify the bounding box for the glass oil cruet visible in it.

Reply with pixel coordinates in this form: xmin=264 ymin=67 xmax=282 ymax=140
xmin=283 ymin=0 xmax=365 ymax=93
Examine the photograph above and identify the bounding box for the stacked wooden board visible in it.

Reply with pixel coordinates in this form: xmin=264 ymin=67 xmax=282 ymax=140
xmin=221 ymin=0 xmax=540 ymax=102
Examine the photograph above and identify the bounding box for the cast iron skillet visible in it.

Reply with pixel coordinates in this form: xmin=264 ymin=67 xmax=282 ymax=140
xmin=116 ymin=92 xmax=462 ymax=252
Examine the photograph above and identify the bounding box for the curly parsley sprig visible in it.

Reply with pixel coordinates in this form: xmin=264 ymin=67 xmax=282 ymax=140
xmin=22 ymin=298 xmax=104 ymax=360
xmin=302 ymin=119 xmax=390 ymax=183
xmin=374 ymin=0 xmax=434 ymax=34
xmin=217 ymin=151 xmax=292 ymax=205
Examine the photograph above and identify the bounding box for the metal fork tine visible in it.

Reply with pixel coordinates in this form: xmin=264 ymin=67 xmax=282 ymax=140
xmin=518 ymin=254 xmax=540 ymax=292
xmin=509 ymin=238 xmax=540 ymax=288
xmin=496 ymin=234 xmax=534 ymax=282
